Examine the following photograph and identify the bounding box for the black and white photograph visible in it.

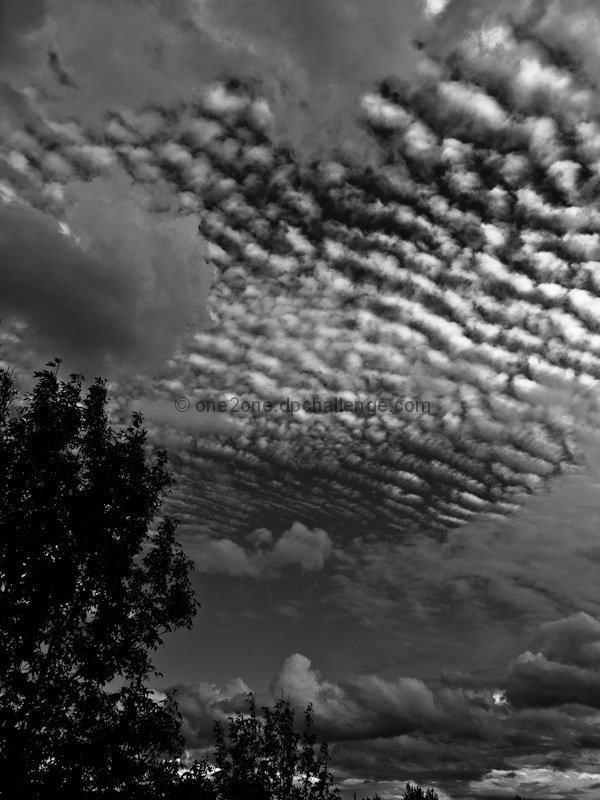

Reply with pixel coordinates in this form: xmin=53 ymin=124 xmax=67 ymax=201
xmin=3 ymin=2 xmax=600 ymax=798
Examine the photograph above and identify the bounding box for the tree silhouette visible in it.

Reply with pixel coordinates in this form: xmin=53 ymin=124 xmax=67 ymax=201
xmin=400 ymin=785 xmax=439 ymax=800
xmin=180 ymin=693 xmax=341 ymax=799
xmin=0 ymin=362 xmax=198 ymax=797
xmin=362 ymin=783 xmax=439 ymax=800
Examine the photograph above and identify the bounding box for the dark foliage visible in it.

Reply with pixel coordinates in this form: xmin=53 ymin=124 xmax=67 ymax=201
xmin=0 ymin=361 xmax=198 ymax=798
xmin=362 ymin=786 xmax=532 ymax=800
xmin=400 ymin=786 xmax=439 ymax=800
xmin=179 ymin=694 xmax=340 ymax=800
xmin=363 ymin=783 xmax=439 ymax=800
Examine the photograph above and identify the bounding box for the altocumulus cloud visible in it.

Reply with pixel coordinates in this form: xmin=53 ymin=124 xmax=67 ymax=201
xmin=2 ymin=0 xmax=430 ymax=158
xmin=7 ymin=0 xmax=600 ymax=533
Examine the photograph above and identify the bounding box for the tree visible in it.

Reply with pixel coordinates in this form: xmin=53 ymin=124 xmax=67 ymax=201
xmin=401 ymin=785 xmax=439 ymax=800
xmin=0 ymin=361 xmax=198 ymax=797
xmin=363 ymin=783 xmax=439 ymax=800
xmin=181 ymin=693 xmax=341 ymax=800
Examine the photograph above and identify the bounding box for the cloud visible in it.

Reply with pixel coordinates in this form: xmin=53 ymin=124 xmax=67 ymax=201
xmin=469 ymin=767 xmax=600 ymax=800
xmin=267 ymin=523 xmax=333 ymax=572
xmin=190 ymin=538 xmax=257 ymax=578
xmin=0 ymin=0 xmax=434 ymax=162
xmin=10 ymin=14 xmax=600 ymax=532
xmin=0 ymin=0 xmax=49 ymax=69
xmin=190 ymin=0 xmax=430 ymax=159
xmin=167 ymin=676 xmax=253 ymax=745
xmin=270 ymin=654 xmax=352 ymax=726
xmin=135 ymin=399 xmax=242 ymax=438
xmin=0 ymin=198 xmax=134 ymax=370
xmin=7 ymin=4 xmax=600 ymax=795
xmin=268 ymin=653 xmax=485 ymax=743
xmin=506 ymin=612 xmax=600 ymax=709
xmin=426 ymin=0 xmax=600 ymax=112
xmin=331 ymin=457 xmax=600 ymax=626
xmin=264 ymin=650 xmax=600 ymax=795
xmin=0 ymin=170 xmax=213 ymax=376
xmin=170 ymin=647 xmax=600 ymax=796
xmin=507 ymin=650 xmax=600 ymax=709
xmin=530 ymin=613 xmax=600 ymax=669
xmin=186 ymin=522 xmax=333 ymax=577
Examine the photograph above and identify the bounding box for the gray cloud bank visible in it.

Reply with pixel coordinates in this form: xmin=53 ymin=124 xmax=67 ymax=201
xmin=170 ymin=611 xmax=600 ymax=798
xmin=183 ymin=522 xmax=333 ymax=578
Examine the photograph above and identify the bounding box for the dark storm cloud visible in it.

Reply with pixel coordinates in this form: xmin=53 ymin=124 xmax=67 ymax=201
xmin=0 ymin=199 xmax=134 ymax=364
xmin=530 ymin=613 xmax=600 ymax=669
xmin=267 ymin=653 xmax=496 ymax=744
xmin=175 ymin=652 xmax=496 ymax=752
xmin=0 ymin=0 xmax=48 ymax=68
xmin=0 ymin=173 xmax=212 ymax=375
xmin=171 ymin=646 xmax=600 ymax=798
xmin=0 ymin=2 xmax=217 ymax=376
xmin=507 ymin=651 xmax=600 ymax=710
xmin=156 ymin=677 xmax=254 ymax=746
xmin=507 ymin=613 xmax=600 ymax=709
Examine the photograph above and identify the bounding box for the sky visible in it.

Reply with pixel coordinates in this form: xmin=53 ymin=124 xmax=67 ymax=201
xmin=5 ymin=0 xmax=600 ymax=797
